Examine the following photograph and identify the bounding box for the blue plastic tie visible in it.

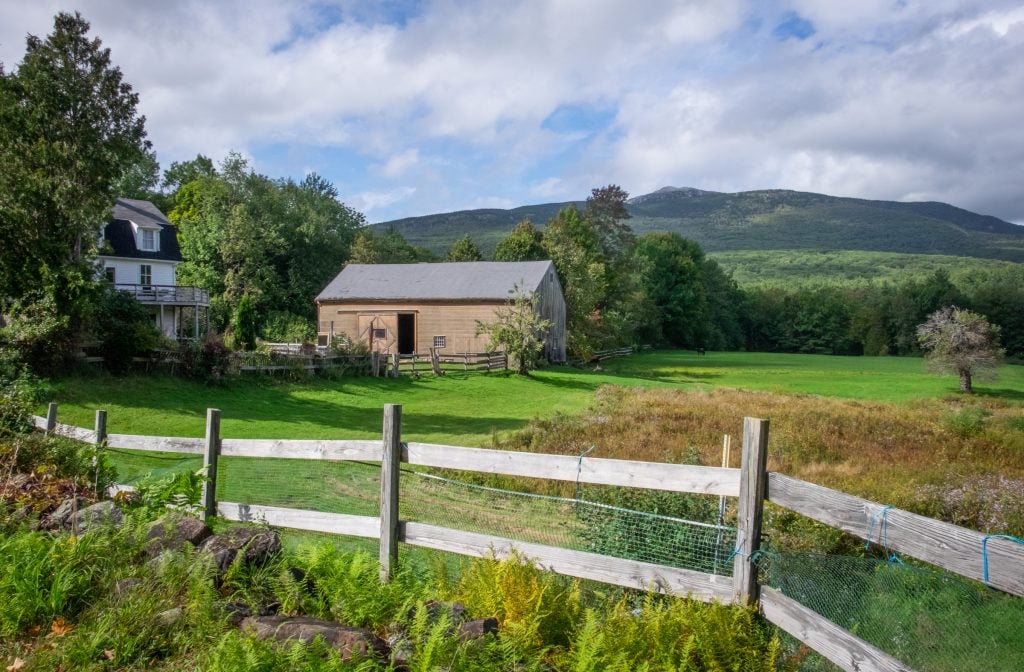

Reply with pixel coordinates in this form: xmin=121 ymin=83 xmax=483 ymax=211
xmin=725 ymin=545 xmax=744 ymax=563
xmin=864 ymin=505 xmax=894 ymax=551
xmin=981 ymin=534 xmax=1024 ymax=584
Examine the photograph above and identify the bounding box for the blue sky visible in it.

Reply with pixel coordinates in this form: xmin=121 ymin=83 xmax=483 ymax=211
xmin=2 ymin=1 xmax=1023 ymax=224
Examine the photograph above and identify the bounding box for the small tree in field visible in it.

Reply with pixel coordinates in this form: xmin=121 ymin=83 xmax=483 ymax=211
xmin=476 ymin=287 xmax=552 ymax=375
xmin=917 ymin=306 xmax=1003 ymax=393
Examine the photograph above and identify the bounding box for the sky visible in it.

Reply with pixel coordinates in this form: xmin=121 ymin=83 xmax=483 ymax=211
xmin=2 ymin=1 xmax=1023 ymax=224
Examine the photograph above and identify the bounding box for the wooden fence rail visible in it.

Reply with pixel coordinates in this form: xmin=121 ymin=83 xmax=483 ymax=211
xmin=32 ymin=403 xmax=1024 ymax=672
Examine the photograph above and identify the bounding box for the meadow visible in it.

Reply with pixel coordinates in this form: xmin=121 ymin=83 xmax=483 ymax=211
xmin=45 ymin=350 xmax=1024 ymax=446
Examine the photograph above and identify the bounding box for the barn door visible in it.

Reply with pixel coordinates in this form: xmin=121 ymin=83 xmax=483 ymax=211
xmin=397 ymin=313 xmax=415 ymax=355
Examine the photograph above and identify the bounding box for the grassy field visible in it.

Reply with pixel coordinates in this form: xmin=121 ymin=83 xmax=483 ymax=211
xmin=44 ymin=351 xmax=1024 ymax=446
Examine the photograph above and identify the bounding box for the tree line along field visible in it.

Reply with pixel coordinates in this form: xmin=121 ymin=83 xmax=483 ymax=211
xmin=709 ymin=249 xmax=1024 ymax=288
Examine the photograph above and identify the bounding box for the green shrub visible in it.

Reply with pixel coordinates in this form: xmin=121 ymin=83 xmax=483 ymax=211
xmin=91 ymin=286 xmax=162 ymax=374
xmin=261 ymin=311 xmax=315 ymax=344
xmin=944 ymin=407 xmax=990 ymax=438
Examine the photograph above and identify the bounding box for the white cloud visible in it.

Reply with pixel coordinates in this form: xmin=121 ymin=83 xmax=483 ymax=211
xmin=1 ymin=1 xmax=1022 ymax=222
xmin=351 ymin=186 xmax=417 ymax=216
xmin=374 ymin=149 xmax=420 ymax=178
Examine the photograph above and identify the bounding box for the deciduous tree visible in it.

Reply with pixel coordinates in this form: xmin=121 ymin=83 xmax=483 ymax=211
xmin=917 ymin=306 xmax=1003 ymax=393
xmin=475 ymin=288 xmax=552 ymax=375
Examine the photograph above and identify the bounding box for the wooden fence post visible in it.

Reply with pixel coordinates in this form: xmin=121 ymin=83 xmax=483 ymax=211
xmin=94 ymin=409 xmax=107 ymax=445
xmin=733 ymin=416 xmax=769 ymax=605
xmin=380 ymin=404 xmax=402 ymax=582
xmin=45 ymin=402 xmax=58 ymax=435
xmin=203 ymin=408 xmax=221 ymax=523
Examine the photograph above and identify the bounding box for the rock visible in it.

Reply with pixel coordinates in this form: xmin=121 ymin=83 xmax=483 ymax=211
xmin=39 ymin=496 xmax=88 ymax=530
xmin=156 ymin=607 xmax=183 ymax=628
xmin=199 ymin=527 xmax=282 ymax=573
xmin=223 ymin=602 xmax=252 ymax=626
xmin=387 ymin=632 xmax=414 ymax=670
xmin=69 ymin=500 xmax=123 ymax=533
xmin=241 ymin=616 xmax=389 ymax=661
xmin=114 ymin=578 xmax=144 ymax=599
xmin=144 ymin=513 xmax=212 ymax=557
xmin=459 ymin=617 xmax=499 ymax=641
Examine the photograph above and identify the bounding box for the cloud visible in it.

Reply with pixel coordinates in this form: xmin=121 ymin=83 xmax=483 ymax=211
xmin=374 ymin=149 xmax=420 ymax=178
xmin=1 ymin=1 xmax=1022 ymax=223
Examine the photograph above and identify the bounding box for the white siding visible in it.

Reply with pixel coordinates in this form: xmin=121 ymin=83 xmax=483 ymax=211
xmin=101 ymin=258 xmax=176 ymax=286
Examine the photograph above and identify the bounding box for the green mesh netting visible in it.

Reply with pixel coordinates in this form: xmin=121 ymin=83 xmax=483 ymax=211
xmin=762 ymin=550 xmax=1024 ymax=672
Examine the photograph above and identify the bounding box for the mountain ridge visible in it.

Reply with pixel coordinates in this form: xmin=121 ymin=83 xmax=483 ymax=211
xmin=372 ymin=187 xmax=1024 ymax=262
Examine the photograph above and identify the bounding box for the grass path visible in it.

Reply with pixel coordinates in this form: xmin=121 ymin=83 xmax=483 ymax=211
xmin=45 ymin=351 xmax=1024 ymax=446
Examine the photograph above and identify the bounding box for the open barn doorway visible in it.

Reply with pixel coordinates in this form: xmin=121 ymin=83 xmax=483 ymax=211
xmin=397 ymin=313 xmax=415 ymax=355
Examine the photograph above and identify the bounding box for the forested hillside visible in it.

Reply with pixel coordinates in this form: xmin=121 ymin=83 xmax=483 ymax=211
xmin=374 ymin=186 xmax=1024 ymax=261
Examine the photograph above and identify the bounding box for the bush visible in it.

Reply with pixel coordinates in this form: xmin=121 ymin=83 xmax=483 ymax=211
xmin=0 ymin=294 xmax=75 ymax=376
xmin=178 ymin=334 xmax=233 ymax=383
xmin=261 ymin=310 xmax=315 ymax=344
xmin=91 ymin=286 xmax=162 ymax=374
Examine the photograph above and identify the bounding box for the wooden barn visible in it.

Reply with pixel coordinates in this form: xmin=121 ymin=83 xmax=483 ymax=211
xmin=316 ymin=261 xmax=567 ymax=363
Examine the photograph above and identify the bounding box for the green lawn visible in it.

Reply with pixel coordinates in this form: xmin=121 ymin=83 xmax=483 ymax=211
xmin=45 ymin=351 xmax=1024 ymax=446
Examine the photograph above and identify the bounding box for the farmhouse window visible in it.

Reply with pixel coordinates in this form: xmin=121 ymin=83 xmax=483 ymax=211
xmin=104 ymin=267 xmax=116 ymax=283
xmin=140 ymin=228 xmax=157 ymax=251
xmin=140 ymin=264 xmax=152 ymax=286
xmin=372 ymin=328 xmax=386 ymax=340
xmin=433 ymin=335 xmax=446 ymax=349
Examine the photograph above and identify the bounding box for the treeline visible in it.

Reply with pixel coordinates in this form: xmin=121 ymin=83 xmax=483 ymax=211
xmin=367 ymin=191 xmax=1024 ymax=361
xmin=159 ymin=154 xmax=366 ymax=342
xmin=744 ymin=269 xmax=1024 ymax=358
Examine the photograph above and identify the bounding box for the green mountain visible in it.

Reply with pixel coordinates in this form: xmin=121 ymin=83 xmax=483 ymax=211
xmin=373 ymin=187 xmax=1024 ymax=264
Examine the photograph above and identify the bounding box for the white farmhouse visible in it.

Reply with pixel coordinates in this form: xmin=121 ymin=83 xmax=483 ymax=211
xmin=98 ymin=198 xmax=209 ymax=339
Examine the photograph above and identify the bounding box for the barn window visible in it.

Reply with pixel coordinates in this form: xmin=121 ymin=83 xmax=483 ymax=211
xmin=372 ymin=328 xmax=386 ymax=340
xmin=433 ymin=335 xmax=446 ymax=349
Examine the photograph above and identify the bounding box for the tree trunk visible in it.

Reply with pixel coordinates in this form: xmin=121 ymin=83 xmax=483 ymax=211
xmin=959 ymin=369 xmax=972 ymax=393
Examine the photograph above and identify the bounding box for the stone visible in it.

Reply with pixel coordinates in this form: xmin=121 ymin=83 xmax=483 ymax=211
xmin=387 ymin=633 xmax=414 ymax=670
xmin=68 ymin=500 xmax=123 ymax=534
xmin=156 ymin=607 xmax=183 ymax=628
xmin=459 ymin=617 xmax=499 ymax=641
xmin=241 ymin=616 xmax=389 ymax=661
xmin=39 ymin=496 xmax=88 ymax=530
xmin=144 ymin=513 xmax=212 ymax=557
xmin=198 ymin=527 xmax=282 ymax=573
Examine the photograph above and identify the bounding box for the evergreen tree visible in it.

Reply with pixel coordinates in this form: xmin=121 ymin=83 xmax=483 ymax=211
xmin=446 ymin=234 xmax=483 ymax=261
xmin=0 ymin=11 xmax=149 ymax=317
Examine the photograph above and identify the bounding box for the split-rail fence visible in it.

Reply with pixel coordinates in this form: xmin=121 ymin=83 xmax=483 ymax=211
xmin=34 ymin=403 xmax=1024 ymax=672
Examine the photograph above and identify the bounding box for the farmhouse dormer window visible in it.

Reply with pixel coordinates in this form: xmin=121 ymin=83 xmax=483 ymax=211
xmin=140 ymin=228 xmax=157 ymax=251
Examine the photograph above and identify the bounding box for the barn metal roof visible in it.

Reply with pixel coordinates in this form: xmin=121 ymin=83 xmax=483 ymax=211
xmin=316 ymin=261 xmax=555 ymax=302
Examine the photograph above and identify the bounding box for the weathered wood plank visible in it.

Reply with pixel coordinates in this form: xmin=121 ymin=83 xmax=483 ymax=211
xmin=404 ymin=443 xmax=740 ymax=496
xmin=217 ymin=502 xmax=379 ymax=538
xmin=768 ymin=473 xmax=1024 ymax=597
xmin=732 ymin=417 xmax=769 ymax=605
xmin=105 ymin=433 xmax=206 ymax=454
xmin=30 ymin=410 xmax=97 ymax=444
xmin=760 ymin=587 xmax=915 ymax=672
xmin=203 ymin=409 xmax=220 ymax=523
xmin=402 ymin=522 xmax=733 ymax=603
xmin=379 ymin=404 xmax=401 ymax=582
xmin=220 ymin=438 xmax=382 ymax=461
xmin=94 ymin=410 xmax=107 ymax=446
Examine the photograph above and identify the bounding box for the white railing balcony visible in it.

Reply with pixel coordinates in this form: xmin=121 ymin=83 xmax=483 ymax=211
xmin=115 ymin=284 xmax=210 ymax=306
